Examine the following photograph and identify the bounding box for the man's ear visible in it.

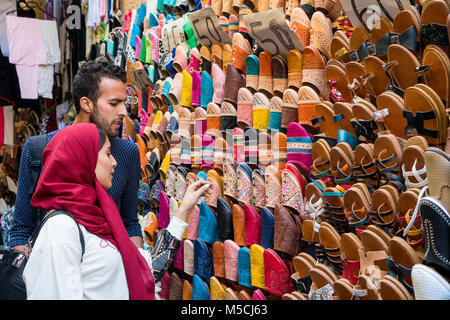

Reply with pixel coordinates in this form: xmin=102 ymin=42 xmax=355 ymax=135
xmin=79 ymin=97 xmax=94 ymax=113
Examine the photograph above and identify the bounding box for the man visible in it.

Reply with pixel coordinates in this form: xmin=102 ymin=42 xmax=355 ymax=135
xmin=9 ymin=60 xmax=144 ymax=251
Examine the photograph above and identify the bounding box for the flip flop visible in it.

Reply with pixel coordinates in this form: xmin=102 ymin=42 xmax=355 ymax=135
xmin=376 ymin=91 xmax=408 ymax=139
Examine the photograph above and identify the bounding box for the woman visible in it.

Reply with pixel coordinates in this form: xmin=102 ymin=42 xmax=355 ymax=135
xmin=22 ymin=123 xmax=210 ymax=299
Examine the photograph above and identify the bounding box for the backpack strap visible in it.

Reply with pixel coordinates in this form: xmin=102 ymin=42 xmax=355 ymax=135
xmin=28 ymin=210 xmax=85 ymax=261
xmin=27 ymin=134 xmax=48 ymax=198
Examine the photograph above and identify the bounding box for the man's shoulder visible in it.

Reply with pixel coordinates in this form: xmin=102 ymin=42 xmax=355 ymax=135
xmin=110 ymin=137 xmax=139 ymax=156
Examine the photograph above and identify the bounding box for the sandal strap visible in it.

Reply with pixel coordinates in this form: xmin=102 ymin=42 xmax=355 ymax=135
xmin=421 ymin=23 xmax=450 ymax=47
xmin=308 ymin=283 xmax=334 ymax=300
xmin=402 ymin=109 xmax=438 ymax=138
xmin=351 ymin=119 xmax=379 ymax=142
xmin=386 ymin=256 xmax=414 ymax=294
xmin=341 ymin=254 xmax=360 ymax=284
xmin=291 ymin=274 xmax=312 ymax=294
xmin=403 ymin=186 xmax=429 ymax=237
xmin=390 ymin=25 xmax=419 ymax=52
xmin=401 ymin=160 xmax=428 ymax=189
xmin=349 ymin=41 xmax=369 ymax=62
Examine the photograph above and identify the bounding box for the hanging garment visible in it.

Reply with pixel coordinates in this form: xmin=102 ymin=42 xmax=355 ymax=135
xmin=38 ymin=19 xmax=61 ymax=99
xmin=0 ymin=105 xmax=14 ymax=146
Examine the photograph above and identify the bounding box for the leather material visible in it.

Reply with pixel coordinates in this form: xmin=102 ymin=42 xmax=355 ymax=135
xmin=173 ymin=45 xmax=188 ymax=72
xmin=194 ymin=107 xmax=207 ymax=136
xmin=158 ymin=190 xmax=171 ymax=229
xmin=252 ymin=289 xmax=266 ymax=300
xmin=274 ymin=203 xmax=301 ymax=257
xmin=194 ymin=238 xmax=214 ymax=281
xmin=174 ymin=166 xmax=188 ymax=201
xmin=198 ymin=201 xmax=219 ymax=245
xmin=281 ymin=88 xmax=299 ymax=131
xmin=237 ymin=87 xmax=254 ymax=128
xmin=213 ymin=136 xmax=228 ymax=173
xmin=252 ymin=169 xmax=266 ymax=208
xmin=287 ymin=122 xmax=313 ymax=173
xmin=224 ymin=158 xmax=238 ymax=199
xmin=188 ymin=48 xmax=201 ymax=74
xmin=250 ymin=244 xmax=266 ymax=289
xmin=233 ymin=127 xmax=245 ymax=164
xmin=192 ymin=274 xmax=211 ymax=300
xmin=281 ymin=163 xmax=305 ymax=213
xmin=258 ymin=131 xmax=272 ymax=170
xmin=143 ymin=211 xmax=158 ymax=247
xmin=252 ymin=92 xmax=270 ymax=130
xmin=258 ymin=51 xmax=273 ymax=97
xmin=272 ymin=132 xmax=287 ymax=171
xmin=263 ymin=248 xmax=293 ymax=296
xmin=237 ymin=162 xmax=253 ymax=204
xmin=213 ymin=241 xmax=226 ymax=278
xmin=181 ymin=70 xmax=193 ymax=109
xmin=182 ymin=280 xmax=193 ymax=300
xmin=212 ymin=63 xmax=226 ymax=105
xmin=201 ymin=71 xmax=214 ymax=109
xmin=222 ymin=43 xmax=232 ymax=73
xmin=224 ymin=239 xmax=240 ymax=281
xmin=232 ymin=32 xmax=251 ymax=74
xmin=186 ymin=204 xmax=200 ymax=240
xmin=244 ymin=126 xmax=259 ymax=167
xmin=246 ymin=54 xmax=260 ymax=93
xmin=169 ymin=272 xmax=183 ymax=300
xmin=268 ymin=96 xmax=283 ymax=131
xmin=165 ymin=164 xmax=177 ymax=197
xmin=272 ymin=55 xmax=289 ymax=97
xmin=288 ymin=49 xmax=303 ymax=90
xmin=190 ymin=135 xmax=202 ymax=169
xmin=238 ymin=247 xmax=252 ymax=288
xmin=302 ymin=46 xmax=326 ymax=97
xmin=169 ymin=72 xmax=183 ymax=107
xmin=166 ymin=111 xmax=179 ymax=141
xmin=210 ymin=276 xmax=226 ymax=300
xmin=243 ymin=203 xmax=262 ymax=246
xmin=217 ymin=197 xmax=234 ymax=241
xmin=201 ymin=134 xmax=215 ymax=169
xmin=184 ymin=239 xmax=195 ymax=276
xmin=224 ymin=63 xmax=246 ymax=105
xmin=191 ymin=70 xmax=202 ymax=108
xmin=232 ymin=204 xmax=246 ymax=247
xmin=206 ymin=169 xmax=224 ymax=208
xmin=220 ymin=102 xmax=238 ymax=131
xmin=159 ymin=272 xmax=171 ymax=300
xmin=261 ymin=207 xmax=275 ymax=249
xmin=206 ymin=102 xmax=221 ymax=137
xmin=180 ymin=136 xmax=192 ymax=170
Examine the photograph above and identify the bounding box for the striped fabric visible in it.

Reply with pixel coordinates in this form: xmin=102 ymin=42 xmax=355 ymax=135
xmin=233 ymin=127 xmax=245 ymax=164
xmin=201 ymin=135 xmax=215 ymax=169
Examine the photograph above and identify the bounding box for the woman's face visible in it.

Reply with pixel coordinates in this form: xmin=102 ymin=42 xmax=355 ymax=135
xmin=95 ymin=137 xmax=117 ymax=189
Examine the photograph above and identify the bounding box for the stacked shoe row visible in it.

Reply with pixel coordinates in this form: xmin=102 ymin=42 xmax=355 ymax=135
xmin=104 ymin=0 xmax=450 ymax=299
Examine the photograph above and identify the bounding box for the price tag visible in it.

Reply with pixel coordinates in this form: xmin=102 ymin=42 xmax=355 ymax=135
xmin=159 ymin=17 xmax=187 ymax=64
xmin=188 ymin=7 xmax=232 ymax=47
xmin=243 ymin=8 xmax=303 ymax=59
xmin=131 ymin=69 xmax=152 ymax=91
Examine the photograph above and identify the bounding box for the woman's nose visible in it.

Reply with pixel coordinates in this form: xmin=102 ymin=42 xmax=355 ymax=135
xmin=111 ymin=155 xmax=117 ymax=168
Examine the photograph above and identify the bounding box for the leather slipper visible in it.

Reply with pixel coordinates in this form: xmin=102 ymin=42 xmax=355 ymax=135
xmin=232 ymin=204 xmax=247 ymax=247
xmin=274 ymin=203 xmax=301 ymax=257
xmin=217 ymin=198 xmax=234 ymax=241
xmin=291 ymin=252 xmax=315 ymax=293
xmin=182 ymin=280 xmax=193 ymax=300
xmin=237 ymin=162 xmax=253 ymax=204
xmin=290 ymin=7 xmax=311 ymax=48
xmin=239 ymin=289 xmax=252 ymax=300
xmin=190 ymin=134 xmax=202 ymax=170
xmin=194 ymin=238 xmax=214 ymax=281
xmin=180 ymin=136 xmax=191 ymax=170
xmin=214 ymin=136 xmax=228 ymax=173
xmin=169 ymin=272 xmax=183 ymax=300
xmin=348 ymin=26 xmax=370 ymax=62
xmin=192 ymin=274 xmax=211 ymax=300
xmin=232 ymin=32 xmax=252 ymax=74
xmin=288 ymin=49 xmax=303 ymax=90
xmin=201 ymin=134 xmax=215 ymax=170
xmin=213 ymin=241 xmax=226 ymax=278
xmin=198 ymin=201 xmax=219 ymax=245
xmin=310 ymin=11 xmax=333 ymax=59
xmin=178 ymin=107 xmax=193 ymax=139
xmin=212 ymin=63 xmax=226 ymax=105
xmin=387 ymin=44 xmax=420 ymax=91
xmin=223 ymin=43 xmax=233 ymax=73
xmin=224 ymin=157 xmax=238 ymax=200
xmin=170 ymin=134 xmax=182 ymax=167
xmin=243 ymin=203 xmax=262 ymax=246
xmin=261 ymin=207 xmax=275 ymax=249
xmin=194 ymin=107 xmax=207 ymax=136
xmin=391 ymin=9 xmax=421 ymax=56
xmin=224 ymin=239 xmax=240 ymax=282
xmin=165 ymin=111 xmax=179 ymax=142
xmin=281 ymin=88 xmax=300 ymax=130
xmin=246 ymin=54 xmax=260 ymax=93
xmin=297 ymin=86 xmax=322 ymax=134
xmin=206 ymin=102 xmax=221 ymax=137
xmin=244 ymin=126 xmax=259 ymax=167
xmin=184 ymin=239 xmax=195 ymax=277
xmin=186 ymin=204 xmax=200 ymax=240
xmin=237 ymin=87 xmax=254 ymax=128
xmin=220 ymin=101 xmax=238 ymax=131
xmin=258 ymin=51 xmax=274 ymax=97
xmin=268 ymin=96 xmax=283 ymax=131
xmin=238 ymin=247 xmax=252 ymax=288
xmin=206 ymin=169 xmax=224 ymax=208
xmin=168 ymin=72 xmax=182 ymax=107
xmin=200 ymin=45 xmax=212 ymax=75
xmin=233 ymin=127 xmax=245 ymax=164
xmin=252 ymin=169 xmax=266 ymax=208
xmin=201 ymin=71 xmax=214 ymax=109
xmin=250 ymin=244 xmax=266 ymax=289
xmin=265 ymin=164 xmax=283 ymax=209
xmin=224 ymin=63 xmax=246 ymax=105
xmin=174 ymin=166 xmax=188 ymax=201
xmin=258 ymin=131 xmax=272 ymax=170
xmin=225 ymin=287 xmax=239 ymax=300
xmin=287 ymin=122 xmax=314 ymax=173
xmin=252 ymin=92 xmax=271 ymax=130
xmin=210 ymin=276 xmax=226 ymax=300
xmin=263 ymin=248 xmax=293 ymax=296
xmin=302 ymin=46 xmax=327 ymax=97
xmin=272 ymin=55 xmax=289 ymax=98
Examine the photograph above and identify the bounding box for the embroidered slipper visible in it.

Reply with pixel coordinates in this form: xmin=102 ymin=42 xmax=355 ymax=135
xmin=169 ymin=134 xmax=182 ymax=168
xmin=250 ymin=244 xmax=266 ymax=289
xmin=273 ymin=203 xmax=301 ymax=257
xmin=272 ymin=55 xmax=289 ymax=98
xmin=263 ymin=165 xmax=282 ymax=210
xmin=206 ymin=102 xmax=221 ymax=137
xmin=310 ymin=11 xmax=333 ymax=59
xmin=180 ymin=136 xmax=192 ymax=170
xmin=287 ymin=122 xmax=313 ymax=175
xmin=238 ymin=247 xmax=252 ymax=288
xmin=302 ymin=46 xmax=327 ymax=97
xmin=258 ymin=51 xmax=274 ymax=98
xmin=330 ymin=141 xmax=355 ymax=186
xmin=290 ymin=7 xmax=311 ymax=48
xmin=233 ymin=127 xmax=245 ymax=164
xmin=194 ymin=238 xmax=214 ymax=281
xmin=353 ymin=143 xmax=378 ymax=193
xmin=217 ymin=198 xmax=234 ymax=241
xmin=174 ymin=166 xmax=189 ymax=201
xmin=220 ymin=102 xmax=238 ymax=131
xmin=213 ymin=136 xmax=229 ymax=174
xmin=190 ymin=134 xmax=202 ymax=170
xmin=252 ymin=92 xmax=271 ymax=130
xmin=165 ymin=164 xmax=177 ymax=198
xmin=368 ymin=184 xmax=400 ymax=236
xmin=282 ymin=163 xmax=306 ymax=214
xmin=192 ymin=274 xmax=211 ymax=300
xmin=287 ymin=49 xmax=303 ymax=90
xmin=233 ymin=204 xmax=247 ymax=247
xmin=186 ymin=204 xmax=200 ymax=240
xmin=257 ymin=131 xmax=272 ymax=170
xmin=225 ymin=288 xmax=239 ymax=300
xmin=379 ymin=274 xmax=412 ymax=300
xmin=232 ymin=32 xmax=252 ymax=74
xmin=210 ymin=276 xmax=226 ymax=300
xmin=178 ymin=107 xmax=193 ymax=139
xmin=206 ymin=169 xmax=224 ymax=208
xmin=252 ymin=169 xmax=266 ymax=208
xmin=272 ymin=132 xmax=287 ymax=171
xmin=263 ymin=248 xmax=294 ymax=296
xmin=237 ymin=162 xmax=253 ymax=204
xmin=340 ymin=232 xmax=364 ymax=285
xmin=268 ymin=96 xmax=283 ymax=131
xmin=223 ymin=157 xmax=238 ymax=200
xmin=228 ymin=13 xmax=240 ymax=37
xmin=201 ymin=134 xmax=215 ymax=170
xmin=213 ymin=241 xmax=226 ymax=278
xmin=244 ymin=126 xmax=259 ymax=167
xmin=201 ymin=71 xmax=214 ymax=109
xmin=281 ymin=88 xmax=299 ymax=130
xmin=246 ymin=54 xmax=260 ymax=93
xmin=420 ymin=0 xmax=449 ymax=52
xmin=169 ymin=272 xmax=183 ymax=300
xmin=184 ymin=239 xmax=195 ymax=277
xmin=224 ymin=239 xmax=240 ymax=281
xmin=212 ymin=63 xmax=226 ymax=105
xmin=318 ymin=221 xmax=343 ymax=274
xmin=236 ymin=87 xmax=254 ymax=129
xmin=374 ymin=134 xmax=405 ymax=193
xmin=423 ymin=45 xmax=450 ymax=107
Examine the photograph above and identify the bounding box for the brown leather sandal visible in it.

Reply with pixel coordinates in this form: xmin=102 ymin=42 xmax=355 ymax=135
xmin=353 ymin=143 xmax=379 ymax=193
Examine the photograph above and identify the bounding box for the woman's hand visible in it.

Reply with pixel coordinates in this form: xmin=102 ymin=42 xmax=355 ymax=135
xmin=175 ymin=180 xmax=211 ymax=222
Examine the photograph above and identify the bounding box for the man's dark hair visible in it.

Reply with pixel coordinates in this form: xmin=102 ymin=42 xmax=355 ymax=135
xmin=72 ymin=60 xmax=127 ymax=113
xmin=97 ymin=126 xmax=107 ymax=151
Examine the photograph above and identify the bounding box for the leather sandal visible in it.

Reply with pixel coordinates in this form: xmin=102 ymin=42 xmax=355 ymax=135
xmin=304 ymin=179 xmax=326 ymax=220
xmin=311 ymin=139 xmax=333 ymax=185
xmin=322 ymin=186 xmax=350 ymax=235
xmin=351 ymin=274 xmax=381 ymax=300
xmin=313 ymin=101 xmax=339 ymax=139
xmin=359 ymin=224 xmax=391 ymax=273
xmin=318 ymin=221 xmax=343 ymax=274
xmin=397 ymin=188 xmax=425 ymax=254
xmin=369 ymin=185 xmax=400 ymax=235
xmin=308 ymin=262 xmax=338 ymax=300
xmin=341 ymin=232 xmax=364 ymax=285
xmin=353 ymin=143 xmax=378 ymax=193
xmin=422 ymin=45 xmax=450 ymax=107
xmin=344 ymin=183 xmax=371 ymax=234
xmin=330 ymin=30 xmax=351 ymax=63
xmin=333 ymin=278 xmax=354 ymax=300
xmin=420 ymin=0 xmax=449 ymax=53
xmin=401 ymin=136 xmax=429 ymax=190
xmin=291 ymin=252 xmax=316 ymax=294
xmin=325 ymin=64 xmax=353 ymax=102
xmin=379 ymin=274 xmax=412 ymax=300
xmin=330 ymin=141 xmax=355 ymax=186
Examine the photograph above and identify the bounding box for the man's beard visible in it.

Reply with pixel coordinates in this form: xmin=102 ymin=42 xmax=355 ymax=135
xmin=89 ymin=105 xmax=122 ymax=138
